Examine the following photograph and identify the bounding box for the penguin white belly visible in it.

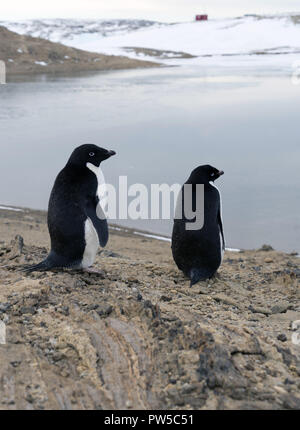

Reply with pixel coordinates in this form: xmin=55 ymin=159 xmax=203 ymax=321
xmin=209 ymin=181 xmax=224 ymax=262
xmin=86 ymin=162 xmax=107 ymax=219
xmin=81 ymin=217 xmax=99 ymax=268
xmin=219 ymin=233 xmax=224 ymax=261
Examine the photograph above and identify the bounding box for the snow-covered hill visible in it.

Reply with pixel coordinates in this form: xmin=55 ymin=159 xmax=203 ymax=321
xmin=1 ymin=14 xmax=300 ymax=69
xmin=0 ymin=19 xmax=166 ymax=42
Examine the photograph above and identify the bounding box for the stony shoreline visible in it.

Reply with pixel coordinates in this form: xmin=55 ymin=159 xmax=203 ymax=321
xmin=0 ymin=206 xmax=299 ymax=409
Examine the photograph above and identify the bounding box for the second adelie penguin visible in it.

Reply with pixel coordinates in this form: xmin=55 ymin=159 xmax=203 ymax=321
xmin=172 ymin=165 xmax=225 ymax=286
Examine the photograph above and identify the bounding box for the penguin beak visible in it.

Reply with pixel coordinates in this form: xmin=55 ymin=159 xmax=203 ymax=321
xmin=218 ymin=170 xmax=224 ymax=177
xmin=107 ymin=150 xmax=116 ymax=157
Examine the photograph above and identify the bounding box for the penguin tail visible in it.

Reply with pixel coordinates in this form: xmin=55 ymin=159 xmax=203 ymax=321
xmin=189 ymin=268 xmax=212 ymax=287
xmin=22 ymin=257 xmax=56 ymax=273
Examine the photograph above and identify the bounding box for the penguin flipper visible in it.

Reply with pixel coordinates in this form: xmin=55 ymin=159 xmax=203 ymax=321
xmin=85 ymin=203 xmax=109 ymax=248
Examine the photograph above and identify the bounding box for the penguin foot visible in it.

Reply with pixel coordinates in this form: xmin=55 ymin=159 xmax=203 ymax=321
xmin=83 ymin=267 xmax=104 ymax=275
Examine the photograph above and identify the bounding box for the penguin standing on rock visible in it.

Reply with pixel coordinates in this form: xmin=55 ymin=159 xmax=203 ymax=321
xmin=24 ymin=144 xmax=116 ymax=273
xmin=172 ymin=165 xmax=225 ymax=286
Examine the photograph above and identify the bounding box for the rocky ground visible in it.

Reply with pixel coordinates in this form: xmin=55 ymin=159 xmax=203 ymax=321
xmin=0 ymin=26 xmax=158 ymax=77
xmin=0 ymin=206 xmax=299 ymax=410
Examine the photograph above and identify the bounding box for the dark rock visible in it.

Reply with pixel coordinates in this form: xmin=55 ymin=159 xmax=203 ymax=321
xmin=286 ymin=261 xmax=297 ymax=268
xmin=181 ymin=383 xmax=196 ymax=395
xmin=276 ymin=347 xmax=300 ymax=372
xmin=143 ymin=300 xmax=153 ymax=309
xmin=99 ymin=250 xmax=121 ymax=258
xmin=59 ymin=306 xmax=69 ymax=316
xmin=225 ymin=259 xmax=234 ymax=264
xmin=86 ymin=304 xmax=99 ymax=311
xmin=291 ymin=268 xmax=300 ymax=278
xmin=248 ymin=305 xmax=269 ymax=316
xmin=10 ymin=361 xmax=21 ymax=368
xmin=20 ymin=306 xmax=36 ymax=315
xmin=258 ymin=244 xmax=274 ymax=251
xmin=143 ymin=300 xmax=160 ymax=319
xmin=197 ymin=343 xmax=246 ymax=391
xmin=160 ymin=295 xmax=172 ymax=302
xmin=0 ymin=302 xmax=11 ymax=313
xmin=72 ymin=279 xmax=87 ymax=289
xmin=271 ymin=302 xmax=289 ymax=314
xmin=284 ymin=378 xmax=295 ymax=385
xmin=277 ymin=334 xmax=287 ymax=342
xmin=282 ymin=395 xmax=300 ymax=410
xmin=97 ymin=305 xmax=113 ymax=317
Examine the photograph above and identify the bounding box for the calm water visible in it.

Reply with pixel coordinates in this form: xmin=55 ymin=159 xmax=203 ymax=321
xmin=0 ymin=66 xmax=299 ymax=252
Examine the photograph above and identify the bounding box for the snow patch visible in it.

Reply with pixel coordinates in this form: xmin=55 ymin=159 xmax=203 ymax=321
xmin=34 ymin=61 xmax=48 ymax=66
xmin=133 ymin=231 xmax=171 ymax=242
xmin=0 ymin=205 xmax=23 ymax=212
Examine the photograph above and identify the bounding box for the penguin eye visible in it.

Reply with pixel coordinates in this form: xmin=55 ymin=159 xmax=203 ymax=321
xmin=211 ymin=173 xmax=215 ymax=177
xmin=89 ymin=152 xmax=95 ymax=157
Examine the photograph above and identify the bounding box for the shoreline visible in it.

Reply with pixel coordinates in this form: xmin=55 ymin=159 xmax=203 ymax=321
xmin=0 ymin=204 xmax=297 ymax=255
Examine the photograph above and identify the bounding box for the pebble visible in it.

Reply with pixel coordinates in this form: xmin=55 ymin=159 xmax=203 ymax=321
xmin=181 ymin=383 xmax=196 ymax=394
xmin=0 ymin=303 xmax=11 ymax=313
xmin=20 ymin=306 xmax=35 ymax=315
xmin=160 ymin=295 xmax=171 ymax=302
xmin=97 ymin=305 xmax=113 ymax=317
xmin=264 ymin=258 xmax=273 ymax=263
xmin=284 ymin=378 xmax=295 ymax=385
xmin=213 ymin=294 xmax=238 ymax=308
xmin=277 ymin=333 xmax=287 ymax=342
xmin=274 ymin=385 xmax=287 ymax=395
xmin=271 ymin=302 xmax=289 ymax=314
xmin=10 ymin=361 xmax=21 ymax=368
xmin=259 ymin=244 xmax=274 ymax=251
xmin=248 ymin=305 xmax=269 ymax=316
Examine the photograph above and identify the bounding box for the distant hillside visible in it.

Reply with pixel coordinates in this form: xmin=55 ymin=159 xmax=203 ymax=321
xmin=0 ymin=19 xmax=165 ymax=42
xmin=0 ymin=26 xmax=158 ymax=76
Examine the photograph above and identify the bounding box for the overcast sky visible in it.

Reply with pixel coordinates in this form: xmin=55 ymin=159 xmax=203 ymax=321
xmin=1 ymin=0 xmax=300 ymax=21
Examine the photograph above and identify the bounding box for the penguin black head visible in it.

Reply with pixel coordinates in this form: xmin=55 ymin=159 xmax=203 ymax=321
xmin=68 ymin=144 xmax=116 ymax=168
xmin=189 ymin=165 xmax=224 ymax=183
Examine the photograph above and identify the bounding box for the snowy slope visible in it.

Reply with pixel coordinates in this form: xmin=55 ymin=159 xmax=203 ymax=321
xmin=0 ymin=19 xmax=166 ymax=42
xmin=1 ymin=15 xmax=300 ymax=69
xmin=66 ymin=15 xmax=300 ymax=56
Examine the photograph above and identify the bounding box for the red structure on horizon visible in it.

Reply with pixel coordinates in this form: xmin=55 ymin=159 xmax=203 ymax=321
xmin=195 ymin=14 xmax=208 ymax=21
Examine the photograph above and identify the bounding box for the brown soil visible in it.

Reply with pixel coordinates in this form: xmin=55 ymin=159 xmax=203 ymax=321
xmin=0 ymin=206 xmax=299 ymax=410
xmin=0 ymin=26 xmax=159 ymax=77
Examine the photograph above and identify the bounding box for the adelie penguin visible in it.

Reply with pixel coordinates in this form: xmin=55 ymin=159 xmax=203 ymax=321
xmin=24 ymin=144 xmax=116 ymax=273
xmin=172 ymin=165 xmax=225 ymax=286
